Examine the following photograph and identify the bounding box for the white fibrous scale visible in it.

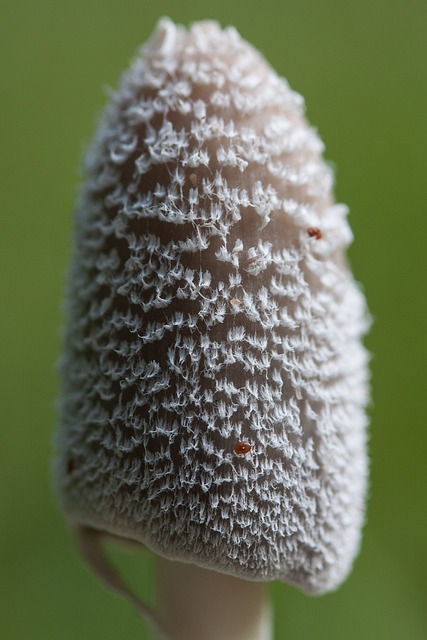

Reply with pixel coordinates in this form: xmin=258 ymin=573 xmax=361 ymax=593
xmin=55 ymin=18 xmax=370 ymax=595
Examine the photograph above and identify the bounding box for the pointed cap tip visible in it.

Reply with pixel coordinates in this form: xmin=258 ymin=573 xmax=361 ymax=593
xmin=145 ymin=17 xmax=179 ymax=57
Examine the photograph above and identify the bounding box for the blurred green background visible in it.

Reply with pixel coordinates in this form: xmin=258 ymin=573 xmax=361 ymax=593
xmin=1 ymin=0 xmax=426 ymax=638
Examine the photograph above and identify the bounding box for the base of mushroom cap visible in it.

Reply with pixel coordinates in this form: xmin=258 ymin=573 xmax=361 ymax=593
xmin=64 ymin=504 xmax=361 ymax=596
xmin=74 ymin=523 xmax=272 ymax=640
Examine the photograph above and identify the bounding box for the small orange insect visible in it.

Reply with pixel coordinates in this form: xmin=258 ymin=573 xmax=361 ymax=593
xmin=67 ymin=458 xmax=76 ymax=475
xmin=307 ymin=227 xmax=322 ymax=240
xmin=234 ymin=442 xmax=252 ymax=456
xmin=189 ymin=173 xmax=197 ymax=187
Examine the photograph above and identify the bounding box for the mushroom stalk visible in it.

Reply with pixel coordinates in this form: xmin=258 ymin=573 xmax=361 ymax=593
xmin=153 ymin=556 xmax=272 ymax=640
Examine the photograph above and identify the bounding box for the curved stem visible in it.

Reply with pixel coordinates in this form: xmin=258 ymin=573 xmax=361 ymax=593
xmin=153 ymin=555 xmax=272 ymax=640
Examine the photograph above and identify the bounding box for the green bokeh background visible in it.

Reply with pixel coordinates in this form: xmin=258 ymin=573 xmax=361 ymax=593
xmin=2 ymin=1 xmax=426 ymax=638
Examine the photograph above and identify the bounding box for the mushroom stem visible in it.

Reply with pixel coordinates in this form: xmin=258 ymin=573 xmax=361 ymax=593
xmin=153 ymin=555 xmax=272 ymax=640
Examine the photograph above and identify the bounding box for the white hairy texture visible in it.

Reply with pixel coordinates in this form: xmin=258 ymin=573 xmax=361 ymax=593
xmin=55 ymin=18 xmax=370 ymax=595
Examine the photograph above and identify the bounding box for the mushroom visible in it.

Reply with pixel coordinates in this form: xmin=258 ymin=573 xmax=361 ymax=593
xmin=54 ymin=18 xmax=370 ymax=640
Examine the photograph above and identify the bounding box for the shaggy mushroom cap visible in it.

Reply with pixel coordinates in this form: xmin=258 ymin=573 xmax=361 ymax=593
xmin=55 ymin=18 xmax=369 ymax=595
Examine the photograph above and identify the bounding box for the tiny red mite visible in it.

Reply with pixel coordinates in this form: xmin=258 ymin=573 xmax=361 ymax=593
xmin=307 ymin=227 xmax=322 ymax=240
xmin=234 ymin=442 xmax=252 ymax=455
